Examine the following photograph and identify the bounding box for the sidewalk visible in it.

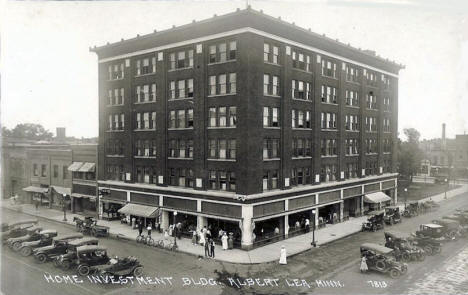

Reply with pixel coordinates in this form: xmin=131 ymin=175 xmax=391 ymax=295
xmin=2 ymin=184 xmax=467 ymax=264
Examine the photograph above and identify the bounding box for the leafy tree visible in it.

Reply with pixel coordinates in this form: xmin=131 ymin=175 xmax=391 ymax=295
xmin=398 ymin=128 xmax=423 ymax=181
xmin=2 ymin=123 xmax=53 ymax=141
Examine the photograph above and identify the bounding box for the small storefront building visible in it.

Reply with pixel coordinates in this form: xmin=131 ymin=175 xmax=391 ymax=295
xmin=22 ymin=186 xmax=49 ymax=206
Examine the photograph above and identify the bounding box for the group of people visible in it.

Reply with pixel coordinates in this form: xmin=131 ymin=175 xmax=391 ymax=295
xmin=190 ymin=226 xmax=232 ymax=258
xmin=291 ymin=218 xmax=311 ymax=234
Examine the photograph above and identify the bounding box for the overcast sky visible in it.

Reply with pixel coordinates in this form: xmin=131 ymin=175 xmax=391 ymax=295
xmin=1 ymin=0 xmax=468 ymax=140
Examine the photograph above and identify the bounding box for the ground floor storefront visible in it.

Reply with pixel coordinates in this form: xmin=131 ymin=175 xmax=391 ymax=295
xmin=98 ymin=174 xmax=398 ymax=250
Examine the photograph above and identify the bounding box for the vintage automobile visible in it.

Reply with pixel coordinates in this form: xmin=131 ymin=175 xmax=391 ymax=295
xmin=384 ymin=206 xmax=402 ymax=225
xmin=95 ymin=256 xmax=144 ymax=277
xmin=384 ymin=231 xmax=425 ymax=262
xmin=1 ymin=219 xmax=38 ymax=242
xmin=403 ymin=201 xmax=420 ymax=218
xmin=56 ymin=237 xmax=99 ymax=269
xmin=7 ymin=226 xmax=43 ymax=251
xmin=362 ymin=210 xmax=385 ymax=232
xmin=74 ymin=216 xmax=110 ymax=238
xmin=409 ymin=235 xmax=442 ymax=256
xmin=33 ymin=233 xmax=84 ymax=263
xmin=360 ymin=243 xmax=408 ymax=278
xmin=18 ymin=230 xmax=58 ymax=257
xmin=70 ymin=245 xmax=111 ymax=276
xmin=415 ymin=223 xmax=445 ymax=240
xmin=431 ymin=219 xmax=465 ymax=240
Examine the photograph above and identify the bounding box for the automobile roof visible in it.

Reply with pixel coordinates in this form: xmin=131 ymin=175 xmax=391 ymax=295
xmin=68 ymin=237 xmax=99 ymax=246
xmin=422 ymin=223 xmax=443 ymax=228
xmin=76 ymin=245 xmax=107 ymax=253
xmin=367 ymin=210 xmax=385 ymax=215
xmin=360 ymin=243 xmax=393 ymax=254
xmin=384 ymin=231 xmax=410 ymax=239
xmin=39 ymin=229 xmax=58 ymax=235
xmin=53 ymin=233 xmax=84 ymax=241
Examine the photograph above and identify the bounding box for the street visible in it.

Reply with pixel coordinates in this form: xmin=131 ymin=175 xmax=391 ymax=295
xmin=2 ymin=191 xmax=468 ymax=295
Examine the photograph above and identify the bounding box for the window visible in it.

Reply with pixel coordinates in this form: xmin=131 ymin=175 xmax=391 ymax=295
xmin=264 ymin=74 xmax=280 ymax=96
xmin=208 ymin=106 xmax=236 ymax=128
xmin=208 ymin=139 xmax=236 ymax=160
xmin=345 ymin=163 xmax=358 ymax=179
xmin=169 ymin=49 xmax=194 ymax=70
xmin=345 ymin=90 xmax=359 ymax=107
xmin=263 ymin=107 xmax=280 ymax=127
xmin=264 ymin=43 xmax=279 ymax=64
xmin=108 ymin=63 xmax=124 ymax=80
xmin=168 ymin=139 xmax=193 ymax=159
xmin=365 ymin=117 xmax=377 ymax=132
xmin=208 ymin=170 xmax=236 ymax=191
xmin=321 ymin=112 xmax=337 ymax=130
xmin=136 ymin=57 xmax=156 ymax=76
xmin=365 ymin=139 xmax=378 ymax=154
xmin=135 ymin=166 xmax=156 ymax=184
xmin=41 ymin=164 xmax=47 ymax=177
xmin=291 ymin=109 xmax=311 ymax=129
xmin=108 ymin=88 xmax=125 ymax=106
xmin=321 ymin=139 xmax=337 ymax=156
xmin=292 ymin=50 xmax=311 ymax=71
xmin=53 ymin=165 xmax=59 ymax=178
xmin=382 ymin=75 xmax=391 ymax=89
xmin=383 ymin=159 xmax=391 ymax=173
xmin=169 ymin=79 xmax=193 ymax=99
xmin=366 ymin=70 xmax=377 ymax=86
xmin=345 ymin=114 xmax=359 ymax=131
xmin=32 ymin=164 xmax=39 ymax=176
xmin=345 ymin=139 xmax=359 ymax=155
xmin=106 ymin=165 xmax=125 ymax=181
xmin=320 ymin=164 xmax=337 ymax=182
xmin=346 ymin=65 xmax=359 ymax=83
xmin=365 ymin=161 xmax=378 ymax=176
xmin=263 ymin=139 xmax=280 ymax=159
xmin=209 ymin=41 xmax=236 ymax=63
xmin=168 ymin=168 xmax=194 ymax=188
xmin=135 ymin=139 xmax=156 ymax=157
xmin=383 ymin=97 xmax=391 ymax=111
xmin=290 ymin=167 xmax=311 ymax=186
xmin=136 ymin=112 xmax=156 ymax=130
xmin=292 ymin=138 xmax=312 ymax=157
xmin=366 ymin=92 xmax=378 ymax=109
xmin=63 ymin=166 xmax=68 ymax=179
xmin=135 ymin=84 xmax=156 ymax=103
xmin=383 ymin=138 xmax=392 ymax=153
xmin=383 ymin=118 xmax=391 ymax=132
xmin=321 ymin=59 xmax=337 ymax=78
xmin=321 ymin=85 xmax=338 ymax=104
xmin=263 ymin=170 xmax=279 ymax=191
xmin=208 ymin=73 xmax=236 ymax=95
xmin=292 ymin=80 xmax=312 ymax=101
xmin=108 ymin=113 xmax=125 ymax=131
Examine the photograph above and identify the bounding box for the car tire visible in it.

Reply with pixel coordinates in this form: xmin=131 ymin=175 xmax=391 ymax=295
xmin=375 ymin=260 xmax=386 ymax=271
xmin=433 ymin=246 xmax=442 ymax=254
xmin=36 ymin=253 xmax=47 ymax=263
xmin=401 ymin=253 xmax=411 ymax=262
xmin=389 ymin=268 xmax=401 ymax=279
xmin=78 ymin=265 xmax=90 ymax=276
xmin=133 ymin=266 xmax=143 ymax=277
xmin=21 ymin=247 xmax=32 ymax=257
xmin=400 ymin=264 xmax=408 ymax=275
xmin=61 ymin=260 xmax=71 ymax=270
xmin=423 ymin=246 xmax=433 ymax=256
xmin=12 ymin=242 xmax=22 ymax=252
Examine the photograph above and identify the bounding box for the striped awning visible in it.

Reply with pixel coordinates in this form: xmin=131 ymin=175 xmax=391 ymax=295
xmin=364 ymin=192 xmax=392 ymax=204
xmin=78 ymin=162 xmax=95 ymax=173
xmin=68 ymin=162 xmax=83 ymax=172
xmin=51 ymin=186 xmax=71 ymax=196
xmin=23 ymin=186 xmax=48 ymax=194
xmin=118 ymin=203 xmax=159 ymax=218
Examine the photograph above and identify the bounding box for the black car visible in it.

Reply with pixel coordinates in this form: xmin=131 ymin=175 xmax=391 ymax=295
xmin=384 ymin=206 xmax=402 ymax=225
xmin=33 ymin=233 xmax=84 ymax=263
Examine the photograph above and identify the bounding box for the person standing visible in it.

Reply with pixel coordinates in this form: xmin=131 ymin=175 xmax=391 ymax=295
xmin=204 ymin=238 xmax=210 ymax=258
xmin=210 ymin=239 xmax=215 ymax=258
xmin=279 ymin=245 xmax=287 ymax=265
xmin=360 ymin=256 xmax=368 ymax=273
xmin=35 ymin=200 xmax=39 ymax=212
xmin=305 ymin=218 xmax=310 ymax=233
xmin=192 ymin=230 xmax=197 ymax=245
xmin=221 ymin=232 xmax=228 ymax=250
xmin=147 ymin=223 xmax=152 ymax=238
xmin=199 ymin=227 xmax=206 ymax=246
xmin=138 ymin=219 xmax=144 ymax=236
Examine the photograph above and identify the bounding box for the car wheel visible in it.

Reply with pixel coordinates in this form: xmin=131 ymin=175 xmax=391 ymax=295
xmin=78 ymin=265 xmax=90 ymax=276
xmin=423 ymin=246 xmax=433 ymax=256
xmin=433 ymin=246 xmax=442 ymax=254
xmin=401 ymin=253 xmax=410 ymax=262
xmin=21 ymin=247 xmax=32 ymax=257
xmin=133 ymin=266 xmax=143 ymax=277
xmin=12 ymin=242 xmax=22 ymax=252
xmin=53 ymin=259 xmax=62 ymax=268
xmin=36 ymin=253 xmax=47 ymax=263
xmin=448 ymin=231 xmax=457 ymax=240
xmin=389 ymin=268 xmax=401 ymax=279
xmin=375 ymin=260 xmax=386 ymax=271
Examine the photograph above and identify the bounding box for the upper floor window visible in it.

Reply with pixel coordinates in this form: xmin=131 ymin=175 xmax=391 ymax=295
xmin=292 ymin=51 xmax=311 ymax=71
xmin=383 ymin=97 xmax=391 ymax=111
xmin=321 ymin=139 xmax=337 ymax=156
xmin=365 ymin=138 xmax=378 ymax=154
xmin=169 ymin=109 xmax=193 ymax=129
xmin=383 ymin=118 xmax=391 ymax=132
xmin=108 ymin=113 xmax=125 ymax=131
xmin=106 ymin=165 xmax=125 ymax=182
xmin=345 ymin=90 xmax=359 ymax=107
xmin=383 ymin=138 xmax=392 ymax=153
xmin=209 ymin=41 xmax=236 ymax=63
xmin=264 ymin=43 xmax=279 ymax=64
xmin=208 ymin=106 xmax=236 ymax=128
xmin=382 ymin=75 xmax=390 ymax=89
xmin=208 ymin=139 xmax=236 ymax=160
xmin=208 ymin=73 xmax=236 ymax=95
xmin=366 ymin=92 xmax=378 ymax=109
xmin=169 ymin=49 xmax=194 ymax=70
xmin=208 ymin=170 xmax=236 ymax=192
xmin=263 ymin=138 xmax=280 ymax=159
xmin=53 ymin=165 xmax=59 ymax=178
xmin=365 ymin=116 xmax=377 ymax=132
xmin=169 ymin=79 xmax=194 ymax=99
xmin=320 ymin=164 xmax=337 ymax=182
xmin=263 ymin=107 xmax=280 ymax=127
xmin=135 ymin=139 xmax=157 ymax=157
xmin=135 ymin=84 xmax=156 ymax=103
xmin=264 ymin=74 xmax=280 ymax=96
xmin=292 ymin=138 xmax=312 ymax=157
xmin=365 ymin=161 xmax=378 ymax=176
xmin=33 ymin=164 xmax=39 ymax=176
xmin=321 ymin=59 xmax=337 ymax=78
xmin=41 ymin=164 xmax=47 ymax=177
xmin=263 ymin=170 xmax=279 ymax=191
xmin=168 ymin=139 xmax=193 ymax=159
xmin=136 ymin=57 xmax=156 ymax=76
xmin=365 ymin=70 xmax=378 ymax=87
xmin=292 ymin=80 xmax=312 ymax=101
xmin=321 ymin=85 xmax=338 ymax=104
xmin=345 ymin=163 xmax=358 ymax=179
xmin=136 ymin=166 xmax=157 ymax=184
xmin=345 ymin=139 xmax=359 ymax=155
xmin=291 ymin=109 xmax=311 ymax=129
xmin=107 ymin=138 xmax=124 ymax=155
xmin=346 ymin=65 xmax=359 ymax=83
xmin=321 ymin=112 xmax=337 ymax=130
xmin=290 ymin=167 xmax=311 ymax=186
xmin=108 ymin=63 xmax=124 ymax=80
xmin=136 ymin=112 xmax=156 ymax=130
xmin=345 ymin=114 xmax=360 ymax=131
xmin=108 ymin=88 xmax=125 ymax=106
xmin=63 ymin=166 xmax=68 ymax=180
xmin=169 ymin=168 xmax=194 ymax=188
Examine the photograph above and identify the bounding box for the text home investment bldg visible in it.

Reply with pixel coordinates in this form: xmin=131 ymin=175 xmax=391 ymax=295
xmin=91 ymin=8 xmax=403 ymax=249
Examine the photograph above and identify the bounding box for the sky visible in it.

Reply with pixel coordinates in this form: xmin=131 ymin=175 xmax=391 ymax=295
xmin=1 ymin=0 xmax=468 ymax=140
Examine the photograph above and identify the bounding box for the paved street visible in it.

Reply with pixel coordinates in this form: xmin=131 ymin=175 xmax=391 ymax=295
xmin=2 ymin=191 xmax=468 ymax=295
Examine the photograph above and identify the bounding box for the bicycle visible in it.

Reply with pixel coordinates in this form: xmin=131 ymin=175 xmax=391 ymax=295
xmin=136 ymin=234 xmax=146 ymax=243
xmin=145 ymin=234 xmax=155 ymax=246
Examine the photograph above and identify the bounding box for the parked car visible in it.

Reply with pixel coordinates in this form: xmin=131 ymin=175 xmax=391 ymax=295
xmin=431 ymin=219 xmax=465 ymax=240
xmin=7 ymin=226 xmax=43 ymax=251
xmin=56 ymin=237 xmax=99 ymax=269
xmin=403 ymin=201 xmax=420 ymax=218
xmin=362 ymin=210 xmax=385 ymax=232
xmin=74 ymin=216 xmax=110 ymax=237
xmin=1 ymin=219 xmax=38 ymax=243
xmin=384 ymin=207 xmax=402 ymax=225
xmin=71 ymin=245 xmax=111 ymax=276
xmin=409 ymin=235 xmax=442 ymax=256
xmin=384 ymin=231 xmax=425 ymax=262
xmin=96 ymin=256 xmax=143 ymax=277
xmin=360 ymin=243 xmax=408 ymax=278
xmin=33 ymin=233 xmax=84 ymax=263
xmin=18 ymin=230 xmax=58 ymax=257
xmin=415 ymin=224 xmax=445 ymax=240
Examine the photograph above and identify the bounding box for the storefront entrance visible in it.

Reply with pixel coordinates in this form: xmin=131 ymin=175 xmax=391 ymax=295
xmin=207 ymin=218 xmax=241 ymax=247
xmin=252 ymin=217 xmax=284 ymax=247
xmin=288 ymin=209 xmax=313 ymax=237
xmin=168 ymin=212 xmax=197 ymax=237
xmin=318 ymin=203 xmax=340 ymax=224
xmin=343 ymin=196 xmax=362 ymax=218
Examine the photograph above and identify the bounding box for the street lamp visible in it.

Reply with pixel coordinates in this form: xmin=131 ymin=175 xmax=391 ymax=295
xmin=173 ymin=211 xmax=178 ymax=246
xmin=444 ymin=178 xmax=448 ymax=199
xmin=62 ymin=193 xmax=68 ymax=222
xmin=404 ymin=188 xmax=408 ymax=210
xmin=310 ymin=209 xmax=317 ymax=247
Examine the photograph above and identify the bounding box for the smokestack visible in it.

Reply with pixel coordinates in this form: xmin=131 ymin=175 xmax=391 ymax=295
xmin=56 ymin=127 xmax=66 ymax=142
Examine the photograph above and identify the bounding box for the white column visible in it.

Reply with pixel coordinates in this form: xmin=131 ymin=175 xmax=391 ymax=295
xmin=197 ymin=215 xmax=208 ymax=230
xmin=314 ymin=207 xmax=319 ymax=227
xmin=339 ymin=201 xmax=344 ymax=221
xmin=284 ymin=215 xmax=289 ymax=237
xmin=127 ymin=191 xmax=131 ymax=202
xmin=161 ymin=210 xmax=169 ymax=230
xmin=241 ymin=205 xmax=254 ymax=250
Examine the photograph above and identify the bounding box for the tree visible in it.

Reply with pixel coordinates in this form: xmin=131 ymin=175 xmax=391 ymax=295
xmin=2 ymin=123 xmax=53 ymax=141
xmin=398 ymin=128 xmax=423 ymax=182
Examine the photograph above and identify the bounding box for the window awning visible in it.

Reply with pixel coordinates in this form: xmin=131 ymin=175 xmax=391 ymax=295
xmin=23 ymin=186 xmax=48 ymax=194
xmin=78 ymin=162 xmax=96 ymax=173
xmin=101 ymin=197 xmax=127 ymax=205
xmin=364 ymin=191 xmax=392 ymax=204
xmin=118 ymin=203 xmax=159 ymax=218
xmin=68 ymin=162 xmax=84 ymax=172
xmin=51 ymin=186 xmax=71 ymax=196
xmin=71 ymin=193 xmax=97 ymax=202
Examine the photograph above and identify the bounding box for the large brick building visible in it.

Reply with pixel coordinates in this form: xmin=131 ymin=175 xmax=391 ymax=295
xmin=91 ymin=8 xmax=403 ymax=249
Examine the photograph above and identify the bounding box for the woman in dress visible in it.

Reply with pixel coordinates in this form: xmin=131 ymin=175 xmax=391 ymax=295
xmin=360 ymin=256 xmax=368 ymax=273
xmin=221 ymin=232 xmax=228 ymax=250
xmin=279 ymin=245 xmax=287 ymax=265
xmin=199 ymin=228 xmax=206 ymax=246
xmin=192 ymin=230 xmax=197 ymax=245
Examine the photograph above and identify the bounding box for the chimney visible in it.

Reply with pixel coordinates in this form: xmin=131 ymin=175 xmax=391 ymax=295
xmin=56 ymin=127 xmax=66 ymax=141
